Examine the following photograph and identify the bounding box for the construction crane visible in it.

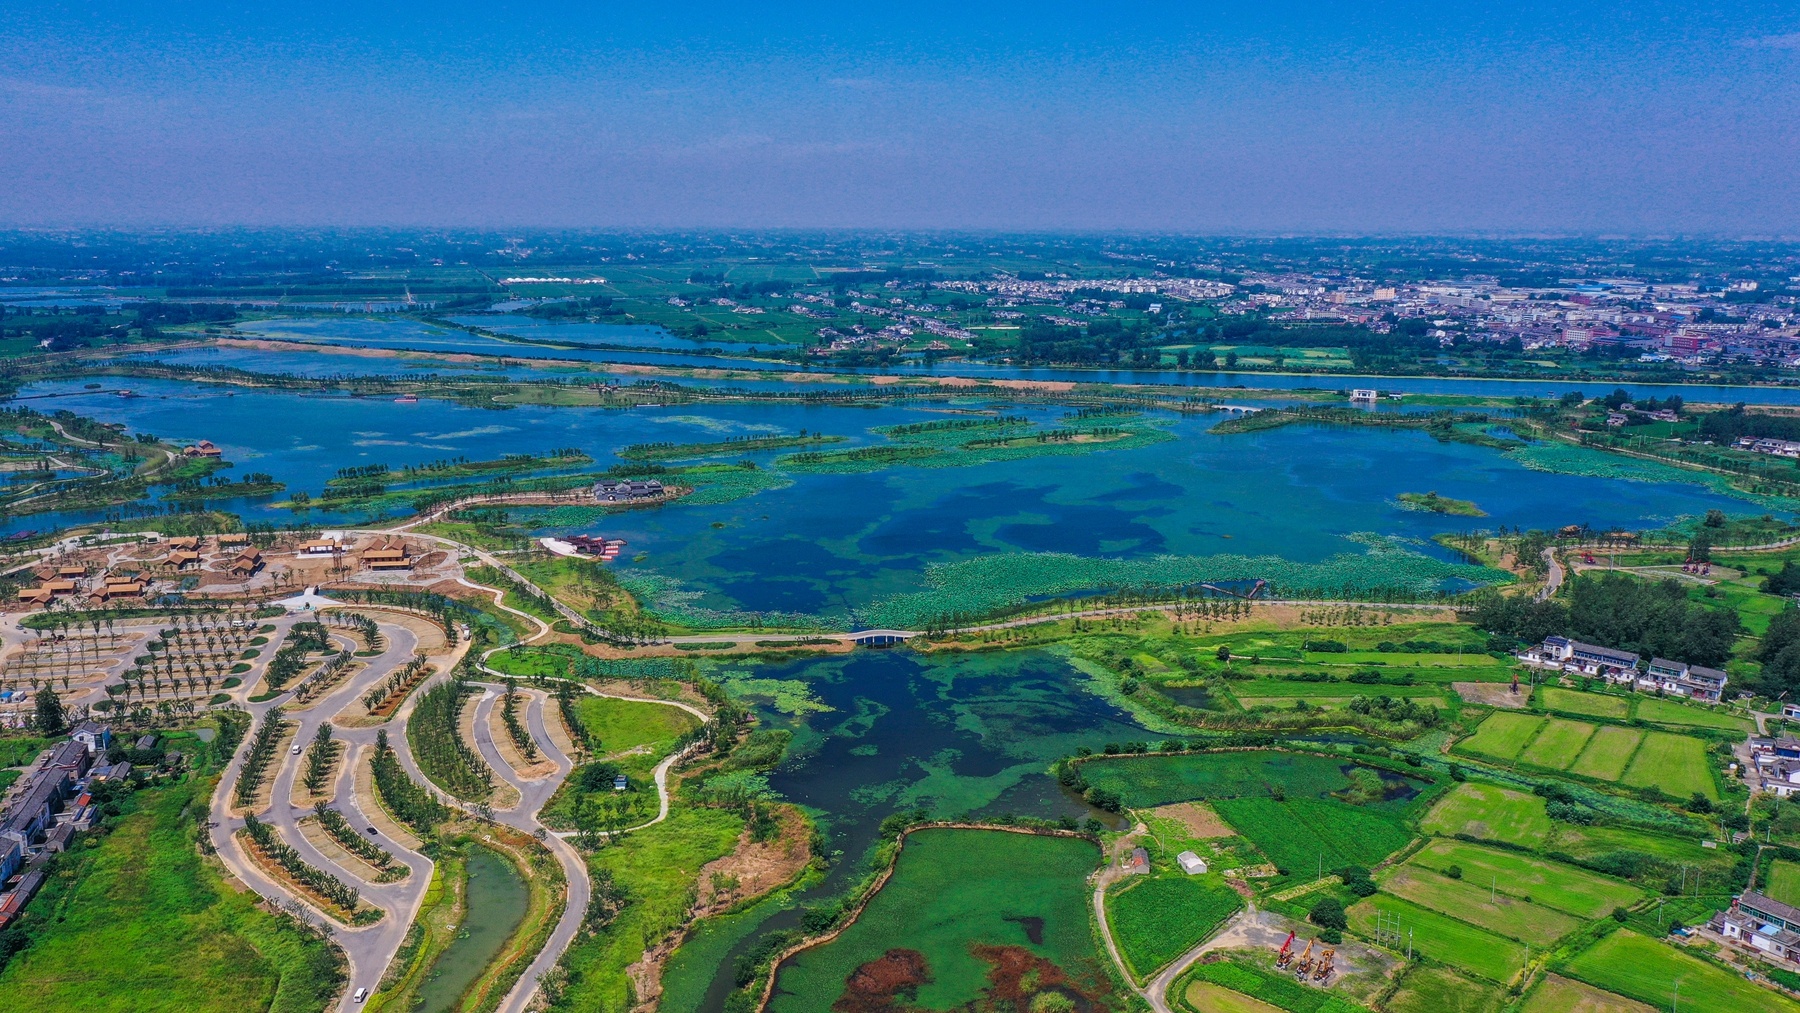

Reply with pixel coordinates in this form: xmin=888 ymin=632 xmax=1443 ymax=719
xmin=1313 ymin=948 xmax=1336 ymax=983
xmin=1274 ymin=930 xmax=1296 ymax=968
xmin=1293 ymin=939 xmax=1315 ymax=978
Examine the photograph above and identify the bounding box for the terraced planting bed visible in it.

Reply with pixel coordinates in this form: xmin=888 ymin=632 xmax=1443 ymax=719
xmin=1455 ymin=711 xmax=1542 ymax=760
xmin=771 ymin=829 xmax=1110 ymax=1013
xmin=1419 ymin=783 xmax=1551 ymax=848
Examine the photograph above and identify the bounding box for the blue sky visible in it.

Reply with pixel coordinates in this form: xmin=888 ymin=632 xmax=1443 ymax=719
xmin=2 ymin=2 xmax=1798 ymax=231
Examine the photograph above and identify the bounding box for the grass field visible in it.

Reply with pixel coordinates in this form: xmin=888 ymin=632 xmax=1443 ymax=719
xmin=1081 ymin=751 xmax=1390 ymax=808
xmin=1518 ymin=717 xmax=1597 ymax=769
xmin=1108 ymin=875 xmax=1243 ymax=980
xmin=1419 ymin=783 xmax=1551 ymax=848
xmin=1384 ymin=966 xmax=1507 ymax=1013
xmin=570 ymin=694 xmax=701 ymax=756
xmin=1184 ymin=981 xmax=1285 ymax=1013
xmin=1457 ymin=712 xmax=1543 ymax=761
xmin=0 ymin=778 xmax=341 ymax=1013
xmin=1538 ymin=688 xmax=1630 ymax=719
xmin=771 ymin=829 xmax=1105 ymax=1013
xmin=1346 ymin=896 xmax=1526 ymax=981
xmin=1379 ymin=866 xmax=1579 ymax=945
xmin=1408 ymin=840 xmax=1642 ymax=918
xmin=1521 ymin=974 xmax=1653 ymax=1013
xmin=1621 ymin=732 xmax=1719 ymax=800
xmin=1548 ymin=823 xmax=1733 ymax=869
xmin=1567 ymin=726 xmax=1645 ymax=781
xmin=1634 ymin=696 xmax=1754 ymax=733
xmin=1215 ymin=797 xmax=1416 ymax=877
xmin=1563 ymin=930 xmax=1797 ymax=1012
xmin=1764 ymin=860 xmax=1800 ymax=908
xmin=1228 ymin=679 xmax=1446 ymax=699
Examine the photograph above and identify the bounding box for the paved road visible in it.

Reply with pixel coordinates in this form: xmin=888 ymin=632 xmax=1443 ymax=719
xmin=1537 ymin=546 xmax=1564 ymax=601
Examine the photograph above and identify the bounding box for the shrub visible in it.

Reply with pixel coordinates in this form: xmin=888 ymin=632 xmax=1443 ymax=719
xmin=1309 ymin=896 xmax=1347 ymax=932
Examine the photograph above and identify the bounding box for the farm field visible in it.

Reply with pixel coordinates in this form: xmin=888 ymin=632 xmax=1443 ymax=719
xmin=0 ymin=778 xmax=341 ymax=1013
xmin=1080 ymin=750 xmax=1412 ymax=808
xmin=1182 ymin=981 xmax=1285 ymax=1013
xmin=1346 ymin=895 xmax=1526 ymax=981
xmin=1179 ymin=961 xmax=1366 ymax=1013
xmin=1107 ymin=875 xmax=1243 ymax=979
xmin=1633 ymin=696 xmax=1754 ymax=732
xmin=1620 ymin=731 xmax=1719 ymax=800
xmin=1226 ymin=679 xmax=1446 ymax=699
xmin=1547 ymin=823 xmax=1729 ymax=869
xmin=1407 ymin=840 xmax=1642 ymax=918
xmin=1214 ymin=797 xmax=1416 ymax=877
xmin=1765 ymin=859 xmax=1800 ymax=908
xmin=1567 ymin=725 xmax=1645 ymax=781
xmin=1518 ymin=717 xmax=1596 ymax=769
xmin=1456 ymin=712 xmax=1543 ymax=760
xmin=1563 ymin=930 xmax=1798 ymax=1013
xmin=1419 ymin=783 xmax=1551 ymax=848
xmin=1384 ymin=966 xmax=1507 ymax=1013
xmin=1316 ymin=651 xmax=1507 ymax=670
xmin=1379 ymin=865 xmax=1579 ymax=945
xmin=1538 ymin=688 xmax=1630 ymax=719
xmin=770 ymin=829 xmax=1107 ymax=1013
xmin=569 ymin=694 xmax=701 ymax=756
xmin=1521 ymin=975 xmax=1653 ymax=1013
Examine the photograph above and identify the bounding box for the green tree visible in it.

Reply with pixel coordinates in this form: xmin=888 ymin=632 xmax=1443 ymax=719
xmin=33 ymin=685 xmax=66 ymax=735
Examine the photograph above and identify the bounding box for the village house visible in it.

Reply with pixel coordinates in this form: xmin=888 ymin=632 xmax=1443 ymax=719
xmin=1713 ymin=892 xmax=1800 ymax=965
xmin=218 ymin=532 xmax=250 ymax=548
xmin=166 ymin=548 xmax=201 ymax=570
xmin=297 ymin=538 xmax=341 ymax=557
xmin=229 ymin=545 xmax=263 ymax=577
xmin=1517 ymin=636 xmax=1641 ymax=681
xmin=166 ymin=535 xmax=201 ymax=551
xmin=1643 ymin=657 xmax=1729 ymax=702
xmin=360 ymin=540 xmax=414 ymax=571
xmin=182 ymin=439 xmax=223 ymax=458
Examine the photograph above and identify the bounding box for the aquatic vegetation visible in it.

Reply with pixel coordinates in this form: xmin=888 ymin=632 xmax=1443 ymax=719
xmin=856 ymin=537 xmax=1510 ymax=629
xmin=778 ymin=415 xmax=1176 ymax=474
xmin=1505 ymin=440 xmax=1800 ymax=509
xmin=618 ymin=432 xmax=843 ymax=460
xmin=1396 ymin=491 xmax=1486 ymax=516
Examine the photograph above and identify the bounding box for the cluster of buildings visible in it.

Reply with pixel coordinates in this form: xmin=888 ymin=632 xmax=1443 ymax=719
xmin=1516 ymin=636 xmax=1728 ymax=702
xmin=15 ymin=564 xmax=149 ymax=607
xmin=0 ymin=722 xmax=116 ymax=928
xmin=295 ymin=536 xmax=415 ymax=572
xmin=593 ymin=478 xmax=665 ymax=504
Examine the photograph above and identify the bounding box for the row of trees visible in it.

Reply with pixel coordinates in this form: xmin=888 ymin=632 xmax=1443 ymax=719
xmin=313 ymin=806 xmax=397 ymax=873
xmin=501 ymin=680 xmax=538 ymax=761
xmin=242 ymin=815 xmax=360 ymax=913
xmin=407 ymin=678 xmax=493 ymax=802
xmin=232 ymin=711 xmax=289 ymax=808
xmin=370 ymin=729 xmax=449 ymax=835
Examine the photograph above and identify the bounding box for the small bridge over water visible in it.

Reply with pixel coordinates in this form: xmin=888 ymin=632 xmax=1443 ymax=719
xmin=1212 ymin=404 xmax=1263 ymax=414
xmin=849 ymin=629 xmax=917 ymax=646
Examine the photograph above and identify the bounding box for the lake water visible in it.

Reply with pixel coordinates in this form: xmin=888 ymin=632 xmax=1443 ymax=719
xmin=413 ymin=844 xmax=529 ymax=1013
xmin=662 ymin=648 xmax=1151 ymax=1013
xmin=10 ymin=375 xmax=1761 ymax=624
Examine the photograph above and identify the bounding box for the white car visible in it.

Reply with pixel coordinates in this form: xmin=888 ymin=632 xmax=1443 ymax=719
xmin=353 ymin=987 xmax=368 ymax=1003
xmin=290 ymin=743 xmax=302 ymax=755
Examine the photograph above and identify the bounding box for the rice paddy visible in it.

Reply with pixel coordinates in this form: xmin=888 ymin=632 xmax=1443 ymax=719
xmin=1517 ymin=717 xmax=1597 ymax=769
xmin=1345 ymin=896 xmax=1526 ymax=981
xmin=1213 ymin=797 xmax=1416 ymax=878
xmin=1379 ymin=865 xmax=1581 ymax=945
xmin=1405 ymin=840 xmax=1642 ymax=919
xmin=1537 ymin=688 xmax=1630 ymax=720
xmin=1566 ymin=725 xmax=1645 ymax=781
xmin=1419 ymin=783 xmax=1551 ymax=849
xmin=1620 ymin=731 xmax=1719 ymax=800
xmin=1563 ymin=931 xmax=1797 ymax=1013
xmin=1456 ymin=712 xmax=1544 ymax=760
xmin=1521 ymin=975 xmax=1653 ymax=1013
xmin=1764 ymin=859 xmax=1800 ymax=908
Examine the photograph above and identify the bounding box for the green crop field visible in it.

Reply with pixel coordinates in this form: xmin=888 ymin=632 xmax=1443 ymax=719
xmin=1634 ymin=696 xmax=1754 ymax=732
xmin=1108 ymin=876 xmax=1242 ymax=979
xmin=1457 ymin=712 xmax=1543 ymax=761
xmin=1180 ymin=961 xmax=1365 ymax=1013
xmin=1228 ymin=679 xmax=1445 ymax=699
xmin=1519 ymin=717 xmax=1596 ymax=769
xmin=1538 ymin=688 xmax=1630 ymax=720
xmin=1347 ymin=896 xmax=1526 ymax=981
xmin=1408 ymin=840 xmax=1642 ymax=918
xmin=1327 ymin=651 xmax=1505 ymax=669
xmin=1548 ymin=823 xmax=1730 ymax=869
xmin=1621 ymin=732 xmax=1718 ymax=800
xmin=1215 ymin=797 xmax=1416 ymax=877
xmin=1385 ymin=966 xmax=1508 ymax=1013
xmin=771 ymin=829 xmax=1105 ymax=1013
xmin=1563 ymin=930 xmax=1797 ymax=1012
xmin=1380 ymin=865 xmax=1578 ymax=944
xmin=571 ymin=695 xmax=701 ymax=756
xmin=1081 ymin=751 xmax=1385 ymax=807
xmin=1765 ymin=860 xmax=1800 ymax=908
xmin=0 ymin=778 xmax=341 ymax=1013
xmin=1567 ymin=725 xmax=1645 ymax=781
xmin=1420 ymin=783 xmax=1551 ymax=848
xmin=1522 ymin=974 xmax=1652 ymax=1013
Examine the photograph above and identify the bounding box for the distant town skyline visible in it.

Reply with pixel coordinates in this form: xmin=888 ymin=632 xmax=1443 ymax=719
xmin=3 ymin=1 xmax=1799 ymax=233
